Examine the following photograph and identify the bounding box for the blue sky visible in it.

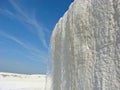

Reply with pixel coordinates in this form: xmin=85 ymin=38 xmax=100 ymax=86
xmin=0 ymin=0 xmax=73 ymax=74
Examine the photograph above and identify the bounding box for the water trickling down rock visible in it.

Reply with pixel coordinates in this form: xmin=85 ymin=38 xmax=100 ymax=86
xmin=51 ymin=0 xmax=120 ymax=90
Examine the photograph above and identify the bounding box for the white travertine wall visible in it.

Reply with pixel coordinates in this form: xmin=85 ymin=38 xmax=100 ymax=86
xmin=51 ymin=0 xmax=120 ymax=90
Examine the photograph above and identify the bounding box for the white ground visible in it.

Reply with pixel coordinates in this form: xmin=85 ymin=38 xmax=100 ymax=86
xmin=0 ymin=72 xmax=51 ymax=90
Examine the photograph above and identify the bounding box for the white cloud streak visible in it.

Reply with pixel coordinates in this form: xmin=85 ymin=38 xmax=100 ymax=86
xmin=0 ymin=1 xmax=51 ymax=73
xmin=5 ymin=0 xmax=49 ymax=48
xmin=0 ymin=9 xmax=15 ymax=18
xmin=0 ymin=31 xmax=49 ymax=64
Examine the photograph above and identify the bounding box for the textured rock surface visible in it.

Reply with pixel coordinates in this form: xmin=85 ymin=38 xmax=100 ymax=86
xmin=51 ymin=0 xmax=120 ymax=90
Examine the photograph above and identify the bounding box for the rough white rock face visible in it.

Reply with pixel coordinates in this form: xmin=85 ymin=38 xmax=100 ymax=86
xmin=51 ymin=0 xmax=120 ymax=90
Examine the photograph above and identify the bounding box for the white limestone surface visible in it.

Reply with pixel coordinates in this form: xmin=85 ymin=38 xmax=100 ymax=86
xmin=51 ymin=0 xmax=120 ymax=90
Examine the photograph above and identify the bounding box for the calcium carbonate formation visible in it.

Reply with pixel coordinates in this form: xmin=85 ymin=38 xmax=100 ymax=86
xmin=51 ymin=0 xmax=120 ymax=90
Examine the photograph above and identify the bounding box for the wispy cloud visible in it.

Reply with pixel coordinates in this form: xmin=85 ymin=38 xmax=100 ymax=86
xmin=0 ymin=31 xmax=49 ymax=64
xmin=0 ymin=0 xmax=49 ymax=48
xmin=9 ymin=0 xmax=28 ymax=19
xmin=0 ymin=8 xmax=16 ymax=18
xmin=0 ymin=0 xmax=51 ymax=73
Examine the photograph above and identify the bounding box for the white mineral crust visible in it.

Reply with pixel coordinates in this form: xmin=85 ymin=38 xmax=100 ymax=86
xmin=51 ymin=0 xmax=120 ymax=90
